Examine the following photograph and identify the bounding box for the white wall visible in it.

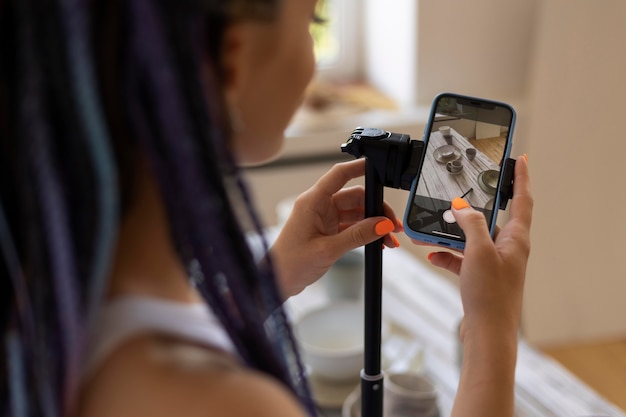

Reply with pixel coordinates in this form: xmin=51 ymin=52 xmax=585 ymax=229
xmin=522 ymin=1 xmax=626 ymax=346
xmin=363 ymin=0 xmax=626 ymax=346
xmin=364 ymin=0 xmax=538 ymax=107
xmin=417 ymin=0 xmax=538 ymax=106
xmin=363 ymin=0 xmax=419 ymax=106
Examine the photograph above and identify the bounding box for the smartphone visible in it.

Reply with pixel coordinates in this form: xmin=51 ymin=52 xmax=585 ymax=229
xmin=403 ymin=93 xmax=516 ymax=250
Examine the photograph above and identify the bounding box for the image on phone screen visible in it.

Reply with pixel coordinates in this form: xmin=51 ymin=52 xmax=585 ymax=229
xmin=405 ymin=94 xmax=514 ymax=246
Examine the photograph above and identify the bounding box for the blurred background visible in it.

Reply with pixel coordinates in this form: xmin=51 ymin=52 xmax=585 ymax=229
xmin=243 ymin=0 xmax=626 ymax=409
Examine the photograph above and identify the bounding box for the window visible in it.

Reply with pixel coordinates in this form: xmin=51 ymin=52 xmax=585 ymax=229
xmin=307 ymin=0 xmax=420 ymax=107
xmin=311 ymin=0 xmax=361 ymax=82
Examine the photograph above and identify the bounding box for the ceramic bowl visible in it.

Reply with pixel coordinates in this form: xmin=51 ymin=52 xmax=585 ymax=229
xmin=294 ymin=302 xmax=375 ymax=381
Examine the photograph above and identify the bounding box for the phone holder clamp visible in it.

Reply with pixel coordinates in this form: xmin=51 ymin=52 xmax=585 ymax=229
xmin=498 ymin=157 xmax=516 ymax=210
xmin=341 ymin=127 xmax=424 ymax=191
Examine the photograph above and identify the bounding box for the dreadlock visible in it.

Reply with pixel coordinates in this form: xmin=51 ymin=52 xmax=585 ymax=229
xmin=0 ymin=0 xmax=316 ymax=415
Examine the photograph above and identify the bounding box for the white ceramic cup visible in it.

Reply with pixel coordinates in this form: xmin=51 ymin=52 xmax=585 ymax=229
xmin=383 ymin=372 xmax=439 ymax=417
xmin=438 ymin=126 xmax=451 ymax=137
xmin=439 ymin=126 xmax=452 ymax=144
xmin=323 ymin=250 xmax=364 ymax=300
xmin=294 ymin=302 xmax=365 ymax=381
xmin=446 ymin=159 xmax=463 ymax=174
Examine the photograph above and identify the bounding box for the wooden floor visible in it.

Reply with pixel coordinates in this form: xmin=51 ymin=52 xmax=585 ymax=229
xmin=542 ymin=339 xmax=626 ymax=411
xmin=468 ymin=136 xmax=506 ymax=164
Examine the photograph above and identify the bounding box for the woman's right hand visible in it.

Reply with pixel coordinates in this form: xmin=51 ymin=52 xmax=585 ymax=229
xmin=429 ymin=154 xmax=532 ymax=340
xmin=426 ymin=155 xmax=532 ymax=417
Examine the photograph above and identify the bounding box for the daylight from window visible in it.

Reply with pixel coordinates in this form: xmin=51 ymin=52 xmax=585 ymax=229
xmin=311 ymin=0 xmax=339 ymax=67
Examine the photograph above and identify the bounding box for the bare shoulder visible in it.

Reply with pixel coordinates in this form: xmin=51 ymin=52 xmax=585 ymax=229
xmin=78 ymin=335 xmax=308 ymax=417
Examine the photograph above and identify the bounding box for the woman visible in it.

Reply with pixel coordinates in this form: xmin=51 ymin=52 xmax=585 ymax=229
xmin=0 ymin=0 xmax=532 ymax=416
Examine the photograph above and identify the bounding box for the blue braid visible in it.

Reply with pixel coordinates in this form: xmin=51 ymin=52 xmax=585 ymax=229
xmin=5 ymin=331 xmax=27 ymax=417
xmin=14 ymin=1 xmax=74 ymax=415
xmin=57 ymin=0 xmax=120 ymax=328
xmin=28 ymin=129 xmax=81 ymax=414
xmin=0 ymin=198 xmax=34 ymax=417
xmin=0 ymin=202 xmax=35 ymax=354
xmin=19 ymin=35 xmax=77 ymax=417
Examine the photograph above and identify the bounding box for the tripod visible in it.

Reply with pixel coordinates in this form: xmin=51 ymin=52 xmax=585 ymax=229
xmin=341 ymin=127 xmax=515 ymax=417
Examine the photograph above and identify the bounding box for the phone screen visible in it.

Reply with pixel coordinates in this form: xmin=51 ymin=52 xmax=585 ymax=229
xmin=405 ymin=94 xmax=515 ymax=247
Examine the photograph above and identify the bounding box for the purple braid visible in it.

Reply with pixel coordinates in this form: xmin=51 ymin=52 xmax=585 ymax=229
xmin=2 ymin=0 xmax=120 ymax=413
xmin=13 ymin=1 xmax=80 ymax=415
xmin=0 ymin=0 xmax=318 ymax=415
xmin=124 ymin=0 xmax=316 ymax=414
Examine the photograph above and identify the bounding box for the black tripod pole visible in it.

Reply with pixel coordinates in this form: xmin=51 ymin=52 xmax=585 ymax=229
xmin=341 ymin=127 xmax=424 ymax=417
xmin=361 ymin=160 xmax=385 ymax=417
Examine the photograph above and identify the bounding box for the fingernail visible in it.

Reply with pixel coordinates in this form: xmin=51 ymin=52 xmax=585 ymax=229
xmin=452 ymin=197 xmax=470 ymax=210
xmin=427 ymin=252 xmax=435 ymax=261
xmin=522 ymin=153 xmax=528 ymax=163
xmin=391 ymin=234 xmax=401 ymax=248
xmin=396 ymin=218 xmax=405 ymax=231
xmin=375 ymin=219 xmax=394 ymax=236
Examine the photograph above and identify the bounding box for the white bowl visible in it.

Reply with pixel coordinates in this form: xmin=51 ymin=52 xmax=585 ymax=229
xmin=295 ymin=302 xmax=365 ymax=381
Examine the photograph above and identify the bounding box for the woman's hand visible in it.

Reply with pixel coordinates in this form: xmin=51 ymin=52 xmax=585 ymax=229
xmin=269 ymin=159 xmax=402 ymax=299
xmin=426 ymin=155 xmax=532 ymax=417
xmin=428 ymin=155 xmax=532 ymax=339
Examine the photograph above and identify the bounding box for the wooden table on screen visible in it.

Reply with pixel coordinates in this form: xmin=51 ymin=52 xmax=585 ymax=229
xmin=416 ymin=127 xmax=500 ymax=210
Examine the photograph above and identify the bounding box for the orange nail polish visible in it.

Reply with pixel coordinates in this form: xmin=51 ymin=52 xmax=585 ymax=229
xmin=427 ymin=252 xmax=435 ymax=261
xmin=522 ymin=153 xmax=528 ymax=163
xmin=391 ymin=234 xmax=401 ymax=248
xmin=452 ymin=197 xmax=470 ymax=210
xmin=375 ymin=219 xmax=394 ymax=236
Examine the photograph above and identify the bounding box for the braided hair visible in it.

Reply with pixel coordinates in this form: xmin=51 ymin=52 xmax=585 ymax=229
xmin=0 ymin=0 xmax=316 ymax=415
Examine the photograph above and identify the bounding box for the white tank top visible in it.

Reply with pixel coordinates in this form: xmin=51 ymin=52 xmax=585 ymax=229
xmin=83 ymin=296 xmax=237 ymax=378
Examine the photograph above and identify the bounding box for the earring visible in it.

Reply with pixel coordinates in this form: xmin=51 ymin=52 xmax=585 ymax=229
xmin=228 ymin=105 xmax=245 ymax=134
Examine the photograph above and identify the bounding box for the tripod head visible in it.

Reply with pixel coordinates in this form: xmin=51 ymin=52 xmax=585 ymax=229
xmin=341 ymin=127 xmax=424 ymax=191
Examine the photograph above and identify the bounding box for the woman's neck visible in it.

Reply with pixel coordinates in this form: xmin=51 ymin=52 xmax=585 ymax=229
xmin=107 ymin=163 xmax=201 ymax=304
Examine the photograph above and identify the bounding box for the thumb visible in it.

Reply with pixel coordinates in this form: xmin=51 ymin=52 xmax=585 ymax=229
xmin=451 ymin=197 xmax=493 ymax=247
xmin=333 ymin=217 xmax=396 ymax=254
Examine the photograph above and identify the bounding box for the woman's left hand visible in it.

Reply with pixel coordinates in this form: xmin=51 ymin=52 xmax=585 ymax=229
xmin=269 ymin=159 xmax=402 ymax=298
